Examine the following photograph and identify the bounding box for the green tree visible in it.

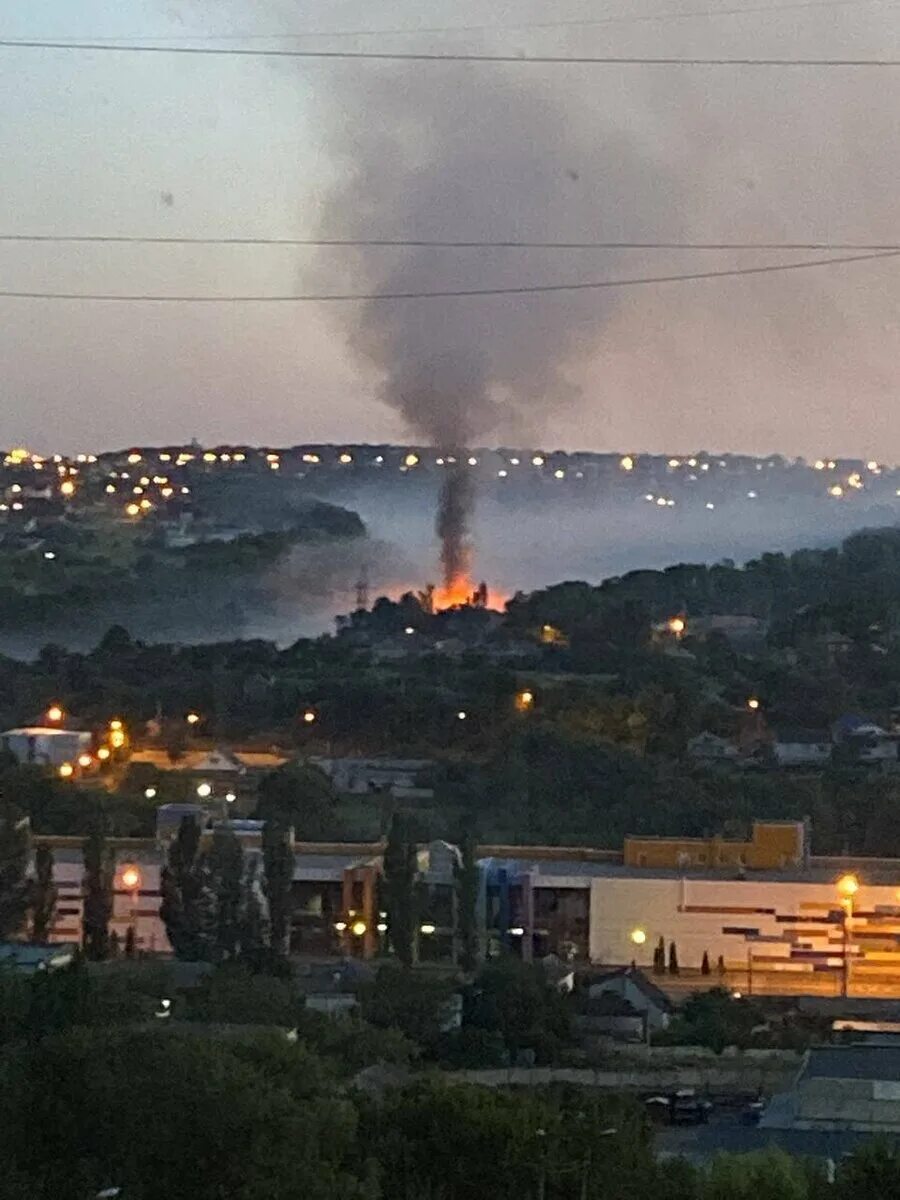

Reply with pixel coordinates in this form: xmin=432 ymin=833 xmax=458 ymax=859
xmin=0 ymin=804 xmax=31 ymax=940
xmin=29 ymin=843 xmax=57 ymax=943
xmin=359 ymin=964 xmax=455 ymax=1049
xmin=207 ymin=825 xmax=244 ymax=960
xmin=262 ymin=818 xmax=293 ymax=956
xmin=836 ymin=1139 xmax=900 ymax=1199
xmin=653 ymin=937 xmax=666 ymax=975
xmin=704 ymin=1146 xmax=825 ymax=1200
xmin=0 ymin=1027 xmax=358 ymax=1200
xmin=466 ymin=958 xmax=571 ymax=1063
xmin=159 ymin=817 xmax=215 ymax=962
xmin=382 ymin=813 xmax=417 ymax=966
xmin=81 ymin=824 xmax=113 ymax=961
xmin=256 ymin=763 xmax=341 ymax=839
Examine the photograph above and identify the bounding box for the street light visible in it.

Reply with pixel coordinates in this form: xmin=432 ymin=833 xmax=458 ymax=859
xmin=144 ymin=786 xmax=157 ymax=800
xmin=837 ymin=874 xmax=859 ymax=997
xmin=456 ymin=710 xmax=467 ymax=721
xmin=747 ymin=697 xmax=761 ymax=711
xmin=96 ymin=746 xmax=111 ymax=761
xmin=351 ymin=920 xmax=367 ymax=937
xmin=196 ymin=782 xmax=212 ymax=799
xmin=46 ymin=704 xmax=64 ymax=723
xmin=302 ymin=709 xmax=317 ymax=724
xmin=630 ymin=928 xmax=647 ymax=946
xmin=420 ymin=923 xmax=436 ymax=935
xmin=122 ymin=865 xmax=142 ymax=952
xmin=186 ymin=712 xmax=200 ymax=725
xmin=121 ymin=866 xmax=141 ymax=891
xmin=59 ymin=762 xmax=74 ymax=778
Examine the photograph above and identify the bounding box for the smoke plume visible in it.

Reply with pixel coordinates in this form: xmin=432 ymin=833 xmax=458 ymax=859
xmin=315 ymin=64 xmax=677 ymax=587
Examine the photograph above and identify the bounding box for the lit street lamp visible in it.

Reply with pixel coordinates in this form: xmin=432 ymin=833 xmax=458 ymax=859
xmin=837 ymin=873 xmax=859 ymax=997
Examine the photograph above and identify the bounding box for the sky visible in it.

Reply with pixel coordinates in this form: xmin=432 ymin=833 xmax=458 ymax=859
xmin=3 ymin=0 xmax=900 ymax=459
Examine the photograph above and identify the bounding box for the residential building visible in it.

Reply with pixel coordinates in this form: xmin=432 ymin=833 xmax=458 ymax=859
xmin=579 ymin=966 xmax=674 ymax=1039
xmin=2 ymin=726 xmax=92 ymax=767
xmin=312 ymin=756 xmax=433 ymax=798
xmin=687 ymin=732 xmax=739 ymax=763
xmin=771 ymin=729 xmax=832 ymax=768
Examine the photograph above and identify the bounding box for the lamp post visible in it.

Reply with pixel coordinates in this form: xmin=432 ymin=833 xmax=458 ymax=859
xmin=121 ymin=865 xmax=142 ymax=951
xmin=837 ymin=874 xmax=859 ymax=998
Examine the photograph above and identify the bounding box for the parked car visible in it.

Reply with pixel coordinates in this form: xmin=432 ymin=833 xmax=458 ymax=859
xmin=643 ymin=1090 xmax=712 ymax=1126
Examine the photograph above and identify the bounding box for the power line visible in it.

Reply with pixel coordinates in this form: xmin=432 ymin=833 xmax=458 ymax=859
xmin=51 ymin=0 xmax=900 ymax=40
xmin=5 ymin=38 xmax=900 ymax=65
xmin=2 ymin=249 xmax=896 ymax=302
xmin=4 ymin=234 xmax=900 ymax=250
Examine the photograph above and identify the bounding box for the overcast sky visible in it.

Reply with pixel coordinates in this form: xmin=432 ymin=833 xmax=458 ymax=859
xmin=3 ymin=0 xmax=900 ymax=458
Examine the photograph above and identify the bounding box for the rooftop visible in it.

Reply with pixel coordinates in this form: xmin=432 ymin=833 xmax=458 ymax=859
xmin=802 ymin=1046 xmax=900 ymax=1082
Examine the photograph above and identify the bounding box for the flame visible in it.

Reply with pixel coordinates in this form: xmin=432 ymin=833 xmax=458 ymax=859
xmin=433 ymin=576 xmax=478 ymax=610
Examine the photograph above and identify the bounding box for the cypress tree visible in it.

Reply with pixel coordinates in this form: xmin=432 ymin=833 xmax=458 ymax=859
xmin=701 ymin=950 xmax=711 ymax=976
xmin=208 ymin=826 xmax=244 ymax=960
xmin=652 ymin=936 xmax=666 ymax=976
xmin=82 ymin=824 xmax=114 ymax=961
xmin=383 ymin=814 xmax=417 ymax=966
xmin=0 ymin=804 xmax=30 ymax=940
xmin=668 ymin=941 xmax=680 ymax=976
xmin=159 ymin=817 xmax=215 ymax=961
xmin=262 ymin=818 xmax=293 ymax=956
xmin=30 ymin=843 xmax=58 ymax=943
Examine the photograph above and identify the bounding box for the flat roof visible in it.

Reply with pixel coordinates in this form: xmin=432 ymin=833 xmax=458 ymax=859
xmin=804 ymin=1046 xmax=900 ymax=1081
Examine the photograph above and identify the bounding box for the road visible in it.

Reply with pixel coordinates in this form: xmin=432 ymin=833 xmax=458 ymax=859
xmin=661 ymin=968 xmax=900 ymax=1000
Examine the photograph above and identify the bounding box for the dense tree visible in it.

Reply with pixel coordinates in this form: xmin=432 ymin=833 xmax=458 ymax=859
xmin=29 ymin=843 xmax=57 ymax=943
xmin=207 ymin=825 xmax=244 ymax=960
xmin=382 ymin=813 xmax=418 ymax=966
xmin=359 ymin=964 xmax=454 ymax=1049
xmin=81 ymin=824 xmax=113 ymax=961
xmin=262 ymin=818 xmax=293 ymax=956
xmin=0 ymin=803 xmax=30 ymax=940
xmin=0 ymin=1027 xmax=358 ymax=1200
xmin=256 ymin=763 xmax=342 ymax=839
xmin=159 ymin=817 xmax=215 ymax=962
xmin=465 ymin=958 xmax=571 ymax=1063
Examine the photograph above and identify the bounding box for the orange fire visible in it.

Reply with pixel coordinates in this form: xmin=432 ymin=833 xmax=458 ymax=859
xmin=433 ymin=576 xmax=480 ymax=610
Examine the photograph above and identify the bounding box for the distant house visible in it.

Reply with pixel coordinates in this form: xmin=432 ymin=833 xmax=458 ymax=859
xmin=312 ymin=756 xmax=434 ymax=798
xmin=581 ymin=967 xmax=674 ymax=1037
xmin=687 ymin=732 xmax=739 ymax=763
xmin=688 ymin=615 xmax=768 ymax=649
xmin=1 ymin=726 xmax=92 ymax=767
xmin=772 ymin=729 xmax=832 ymax=768
xmin=832 ymin=714 xmax=898 ymax=764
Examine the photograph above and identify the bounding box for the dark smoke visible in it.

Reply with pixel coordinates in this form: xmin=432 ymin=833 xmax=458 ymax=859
xmin=315 ymin=65 xmax=679 ymax=582
xmin=436 ymin=463 xmax=473 ymax=587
